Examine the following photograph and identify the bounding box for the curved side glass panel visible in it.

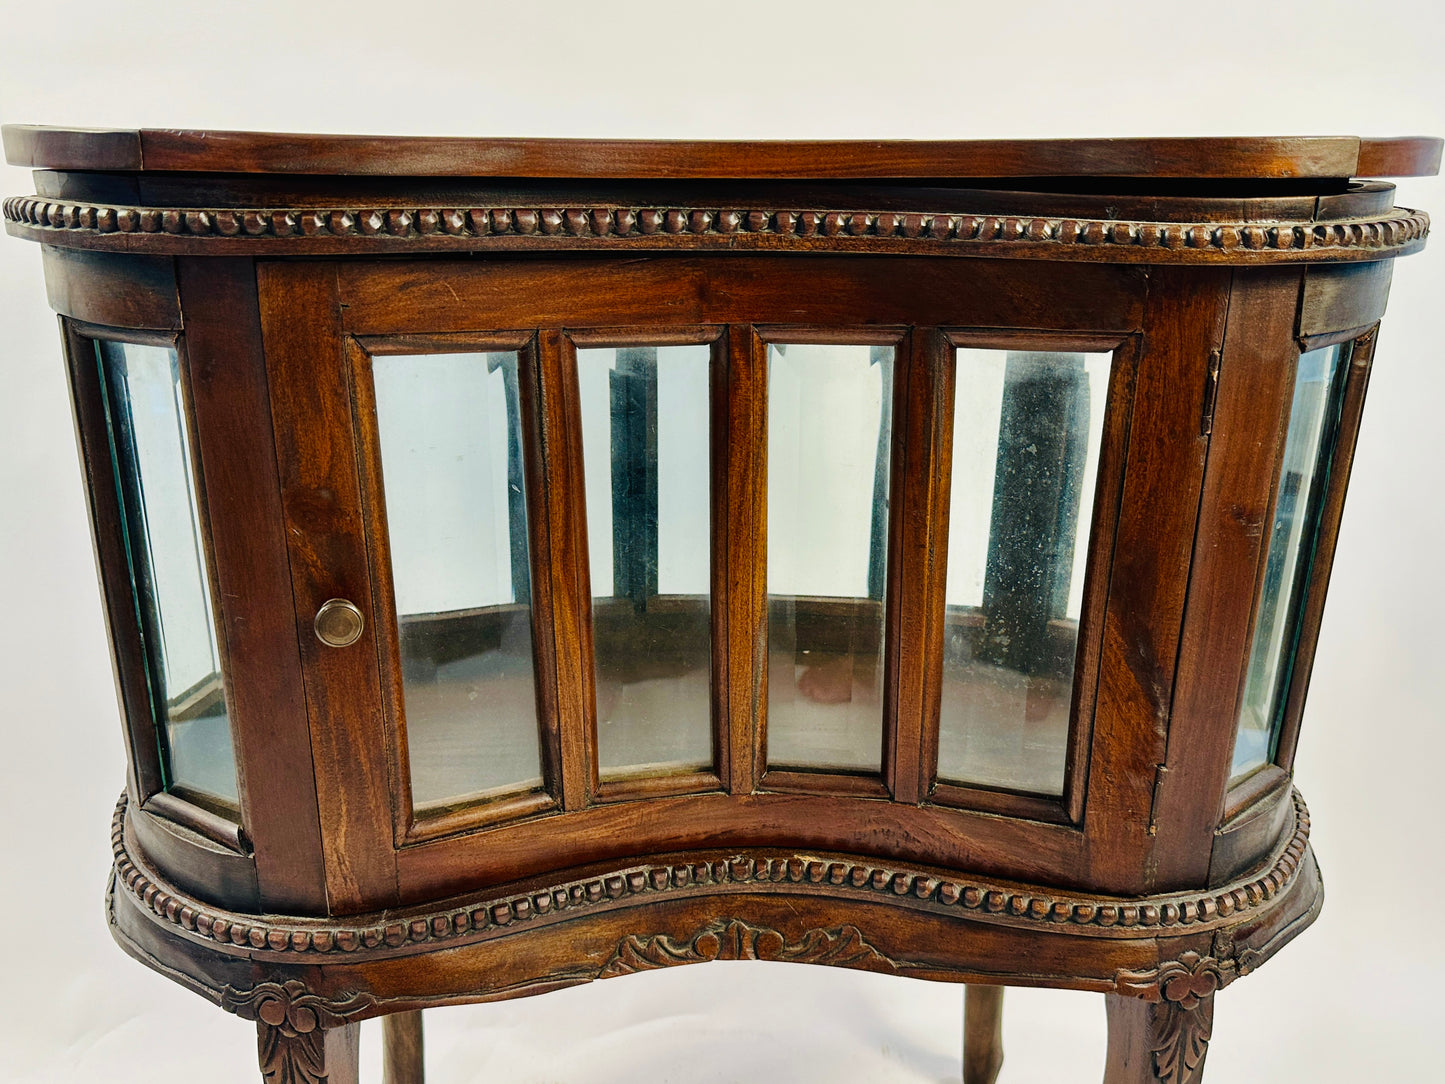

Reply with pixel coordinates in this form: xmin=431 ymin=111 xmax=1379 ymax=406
xmin=577 ymin=345 xmax=713 ymax=780
xmin=937 ymin=349 xmax=1112 ymax=797
xmin=96 ymin=340 xmax=238 ymax=809
xmin=1231 ymin=343 xmax=1350 ymax=781
xmin=371 ymin=352 xmax=543 ymax=812
xmin=766 ymin=343 xmax=893 ymax=773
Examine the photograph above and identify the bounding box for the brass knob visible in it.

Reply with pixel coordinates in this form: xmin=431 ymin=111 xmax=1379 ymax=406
xmin=314 ymin=598 xmax=365 ymax=648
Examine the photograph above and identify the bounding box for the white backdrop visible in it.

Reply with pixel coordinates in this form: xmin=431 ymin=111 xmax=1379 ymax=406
xmin=2 ymin=1 xmax=1441 ymax=1079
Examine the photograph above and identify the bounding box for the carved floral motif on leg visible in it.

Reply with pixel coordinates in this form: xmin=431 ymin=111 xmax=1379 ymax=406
xmin=1147 ymin=997 xmax=1214 ymax=1084
xmin=1110 ymin=943 xmax=1234 ymax=1084
xmin=255 ymin=1026 xmax=330 ymax=1084
xmin=1114 ymin=948 xmax=1234 ymax=1004
xmin=221 ymin=980 xmax=373 ymax=1084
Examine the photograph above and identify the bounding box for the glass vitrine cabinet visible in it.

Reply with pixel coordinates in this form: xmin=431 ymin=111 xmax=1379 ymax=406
xmin=5 ymin=125 xmax=1437 ymax=1084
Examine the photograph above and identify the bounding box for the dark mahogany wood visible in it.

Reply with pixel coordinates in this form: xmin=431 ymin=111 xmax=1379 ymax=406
xmin=964 ymin=985 xmax=1006 ymax=1084
xmin=1300 ymin=261 xmax=1393 ymax=337
xmin=1355 ymin=135 xmax=1445 ymax=179
xmin=256 ymin=263 xmax=399 ymax=911
xmin=888 ymin=327 xmax=948 ymax=805
xmin=6 ymin=130 xmax=1436 ymax=1083
xmin=1152 ymin=269 xmax=1304 ymax=888
xmin=1087 ymin=266 xmax=1230 ymax=893
xmin=257 ymin=1019 xmax=360 ymax=1084
xmin=2 ymin=124 xmax=143 ymax=170
xmin=1104 ymin=991 xmax=1214 ymax=1084
xmin=6 ymin=125 xmax=1442 ymax=179
xmin=381 ymin=1012 xmax=424 ymax=1084
xmin=722 ymin=324 xmax=767 ymax=796
xmin=177 ymin=258 xmax=329 ymax=912
xmin=540 ymin=327 xmax=601 ymax=812
xmin=43 ymin=248 xmax=179 ymax=329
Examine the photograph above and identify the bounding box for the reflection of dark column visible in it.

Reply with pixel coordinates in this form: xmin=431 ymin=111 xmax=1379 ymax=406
xmin=979 ymin=352 xmax=1088 ymax=675
xmin=609 ymin=347 xmax=659 ymax=610
xmin=867 ymin=345 xmax=894 ymax=601
xmin=487 ymin=352 xmax=530 ymax=605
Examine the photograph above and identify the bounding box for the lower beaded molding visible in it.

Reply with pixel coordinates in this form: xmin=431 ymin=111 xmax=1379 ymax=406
xmin=109 ymin=884 xmax=1321 ymax=1017
xmin=105 ymin=830 xmax=1322 ymax=1084
xmin=105 ymin=785 xmax=1325 ymax=1045
xmin=109 ymin=789 xmax=1314 ymax=962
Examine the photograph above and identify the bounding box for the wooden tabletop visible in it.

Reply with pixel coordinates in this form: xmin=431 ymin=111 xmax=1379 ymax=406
xmin=3 ymin=126 xmax=1440 ymax=180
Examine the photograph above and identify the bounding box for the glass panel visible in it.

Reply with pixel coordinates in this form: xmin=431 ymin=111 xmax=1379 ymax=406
xmin=577 ymin=345 xmax=713 ymax=779
xmin=766 ymin=343 xmax=893 ymax=773
xmin=937 ymin=349 xmax=1112 ymax=796
xmin=96 ymin=340 xmax=238 ymax=809
xmin=1231 ymin=343 xmax=1350 ymax=781
xmin=371 ymin=352 xmax=543 ymax=811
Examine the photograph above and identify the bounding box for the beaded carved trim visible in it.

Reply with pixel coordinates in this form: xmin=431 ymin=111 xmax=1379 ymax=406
xmin=6 ymin=195 xmax=1429 ymax=264
xmin=109 ymin=792 xmax=1312 ymax=959
xmin=111 ymin=790 xmax=1312 ymax=959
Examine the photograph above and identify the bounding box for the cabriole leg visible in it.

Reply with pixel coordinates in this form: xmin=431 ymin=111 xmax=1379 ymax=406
xmin=382 ymin=1010 xmax=425 ymax=1084
xmin=963 ymin=984 xmax=1005 ymax=1084
xmin=1103 ymin=991 xmax=1213 ymax=1084
xmin=257 ymin=1019 xmax=360 ymax=1084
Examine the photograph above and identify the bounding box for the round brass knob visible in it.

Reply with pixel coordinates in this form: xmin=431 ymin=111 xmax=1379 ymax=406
xmin=314 ymin=598 xmax=365 ymax=648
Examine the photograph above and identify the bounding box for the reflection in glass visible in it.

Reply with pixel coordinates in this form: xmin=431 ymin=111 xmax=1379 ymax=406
xmin=937 ymin=350 xmax=1111 ymax=796
xmin=767 ymin=343 xmax=892 ymax=773
xmin=1231 ymin=343 xmax=1349 ymax=781
xmin=372 ymin=353 xmax=542 ymax=810
xmin=578 ymin=345 xmax=713 ymax=779
xmin=96 ymin=340 xmax=238 ymax=808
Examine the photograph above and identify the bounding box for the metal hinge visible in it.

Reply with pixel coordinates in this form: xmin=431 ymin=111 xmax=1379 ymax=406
xmin=1148 ymin=764 xmax=1169 ymax=836
xmin=1200 ymin=349 xmax=1222 ymax=436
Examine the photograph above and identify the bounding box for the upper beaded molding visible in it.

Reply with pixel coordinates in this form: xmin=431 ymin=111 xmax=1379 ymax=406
xmin=3 ymin=196 xmax=1430 ymax=264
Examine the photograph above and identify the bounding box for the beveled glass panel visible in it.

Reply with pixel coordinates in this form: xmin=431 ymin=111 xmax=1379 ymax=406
xmin=937 ymin=349 xmax=1112 ymax=796
xmin=371 ymin=352 xmax=542 ymax=810
xmin=1231 ymin=343 xmax=1350 ymax=781
xmin=577 ymin=345 xmax=713 ymax=779
xmin=96 ymin=340 xmax=238 ymax=809
xmin=766 ymin=343 xmax=893 ymax=773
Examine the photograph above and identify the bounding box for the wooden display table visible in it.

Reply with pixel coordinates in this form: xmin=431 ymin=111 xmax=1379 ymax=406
xmin=6 ymin=126 xmax=1440 ymax=1083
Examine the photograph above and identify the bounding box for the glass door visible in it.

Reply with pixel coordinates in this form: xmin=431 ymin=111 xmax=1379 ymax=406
xmin=257 ymin=254 xmax=1202 ymax=908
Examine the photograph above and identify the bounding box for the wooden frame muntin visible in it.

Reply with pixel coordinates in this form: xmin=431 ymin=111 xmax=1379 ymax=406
xmin=256 ymin=262 xmax=401 ymax=912
xmin=174 ymin=257 xmax=329 ymax=911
